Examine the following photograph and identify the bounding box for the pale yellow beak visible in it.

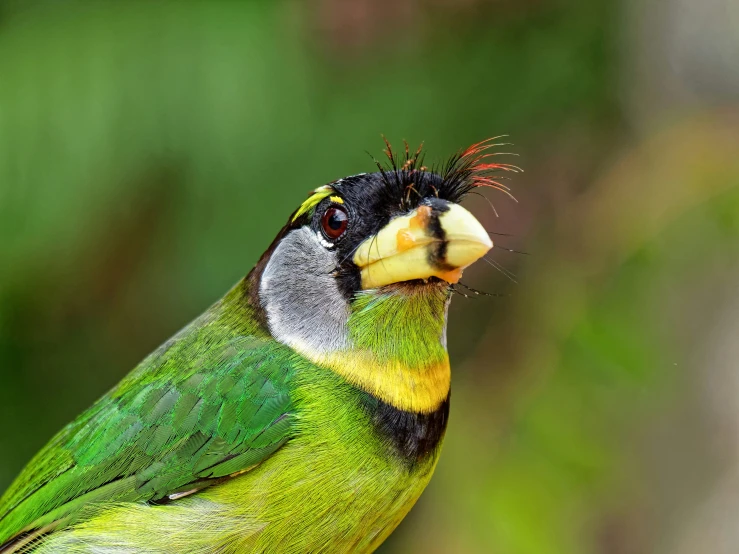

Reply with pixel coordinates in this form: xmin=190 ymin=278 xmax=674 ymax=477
xmin=353 ymin=201 xmax=493 ymax=289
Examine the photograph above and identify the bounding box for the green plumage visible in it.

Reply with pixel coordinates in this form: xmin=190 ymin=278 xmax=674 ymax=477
xmin=0 ymin=280 xmax=445 ymax=553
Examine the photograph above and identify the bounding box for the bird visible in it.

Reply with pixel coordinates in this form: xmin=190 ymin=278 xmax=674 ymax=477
xmin=0 ymin=138 xmax=515 ymax=553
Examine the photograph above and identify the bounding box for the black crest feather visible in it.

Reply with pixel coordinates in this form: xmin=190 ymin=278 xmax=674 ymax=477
xmin=371 ymin=136 xmax=521 ymax=212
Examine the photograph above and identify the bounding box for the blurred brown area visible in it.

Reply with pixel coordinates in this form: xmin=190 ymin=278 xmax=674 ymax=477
xmin=1 ymin=1 xmax=738 ymax=553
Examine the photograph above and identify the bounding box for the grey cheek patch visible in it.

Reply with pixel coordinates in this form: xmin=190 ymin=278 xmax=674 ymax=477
xmin=259 ymin=226 xmax=351 ymax=356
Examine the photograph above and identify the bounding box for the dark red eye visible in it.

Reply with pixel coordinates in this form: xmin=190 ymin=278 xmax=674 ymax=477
xmin=321 ymin=206 xmax=349 ymax=240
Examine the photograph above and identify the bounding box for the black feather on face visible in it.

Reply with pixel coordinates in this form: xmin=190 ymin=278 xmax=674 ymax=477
xmin=306 ymin=171 xmax=455 ymax=299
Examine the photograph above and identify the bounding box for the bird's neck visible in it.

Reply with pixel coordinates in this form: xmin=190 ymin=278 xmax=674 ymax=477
xmin=242 ymin=259 xmax=452 ymax=414
xmin=308 ymin=282 xmax=452 ymax=414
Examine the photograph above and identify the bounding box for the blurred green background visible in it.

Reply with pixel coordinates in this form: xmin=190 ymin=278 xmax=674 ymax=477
xmin=2 ymin=1 xmax=739 ymax=552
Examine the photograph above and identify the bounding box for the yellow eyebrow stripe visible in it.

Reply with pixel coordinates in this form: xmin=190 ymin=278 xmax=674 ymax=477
xmin=329 ymin=196 xmax=344 ymax=204
xmin=292 ymin=186 xmax=334 ymax=222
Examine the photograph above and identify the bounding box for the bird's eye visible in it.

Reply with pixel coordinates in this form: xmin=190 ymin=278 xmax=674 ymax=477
xmin=320 ymin=206 xmax=349 ymax=241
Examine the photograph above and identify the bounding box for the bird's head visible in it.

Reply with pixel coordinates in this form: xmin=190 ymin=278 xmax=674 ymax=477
xmin=248 ymin=139 xmax=517 ymax=413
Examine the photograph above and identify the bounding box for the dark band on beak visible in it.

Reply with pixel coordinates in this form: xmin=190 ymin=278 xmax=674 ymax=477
xmin=353 ymin=199 xmax=492 ymax=289
xmin=423 ymin=198 xmax=457 ymax=274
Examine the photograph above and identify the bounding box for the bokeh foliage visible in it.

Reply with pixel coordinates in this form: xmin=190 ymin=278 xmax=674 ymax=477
xmin=2 ymin=1 xmax=737 ymax=553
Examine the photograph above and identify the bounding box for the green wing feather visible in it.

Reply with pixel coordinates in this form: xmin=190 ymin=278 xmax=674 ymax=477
xmin=0 ymin=331 xmax=295 ymax=547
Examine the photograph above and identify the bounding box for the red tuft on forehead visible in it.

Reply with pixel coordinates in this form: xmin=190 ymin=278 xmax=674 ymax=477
xmin=457 ymin=137 xmax=522 ymax=201
xmin=440 ymin=136 xmax=522 ymax=213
